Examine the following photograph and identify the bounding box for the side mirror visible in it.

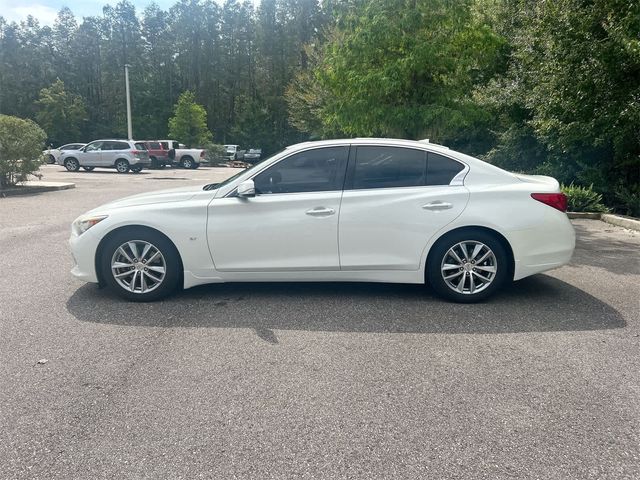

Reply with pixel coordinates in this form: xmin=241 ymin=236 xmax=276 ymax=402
xmin=237 ymin=179 xmax=255 ymax=198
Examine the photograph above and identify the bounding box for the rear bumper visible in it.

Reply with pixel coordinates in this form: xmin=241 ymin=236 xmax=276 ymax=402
xmin=509 ymin=211 xmax=576 ymax=280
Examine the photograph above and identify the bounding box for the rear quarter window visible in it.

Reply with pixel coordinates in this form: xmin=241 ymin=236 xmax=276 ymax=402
xmin=426 ymin=152 xmax=465 ymax=185
xmin=134 ymin=143 xmax=147 ymax=150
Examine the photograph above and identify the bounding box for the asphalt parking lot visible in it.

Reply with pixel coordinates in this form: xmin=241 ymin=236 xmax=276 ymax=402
xmin=1 ymin=164 xmax=639 ymax=479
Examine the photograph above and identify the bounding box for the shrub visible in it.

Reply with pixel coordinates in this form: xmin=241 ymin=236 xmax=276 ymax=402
xmin=561 ymin=183 xmax=609 ymax=213
xmin=614 ymin=184 xmax=640 ymax=218
xmin=0 ymin=115 xmax=47 ymax=190
xmin=201 ymin=142 xmax=226 ymax=164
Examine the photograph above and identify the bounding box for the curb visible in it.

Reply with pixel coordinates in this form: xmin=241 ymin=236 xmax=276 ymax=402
xmin=601 ymin=213 xmax=640 ymax=232
xmin=0 ymin=182 xmax=75 ymax=197
xmin=567 ymin=212 xmax=601 ymax=220
xmin=567 ymin=212 xmax=640 ymax=232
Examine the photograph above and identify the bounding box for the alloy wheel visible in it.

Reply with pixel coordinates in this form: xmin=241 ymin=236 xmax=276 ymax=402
xmin=440 ymin=241 xmax=497 ymax=295
xmin=110 ymin=240 xmax=166 ymax=294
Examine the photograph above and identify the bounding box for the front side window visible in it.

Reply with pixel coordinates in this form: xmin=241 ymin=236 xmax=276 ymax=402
xmin=352 ymin=146 xmax=427 ymax=189
xmin=253 ymin=147 xmax=349 ymax=194
xmin=85 ymin=141 xmax=103 ymax=152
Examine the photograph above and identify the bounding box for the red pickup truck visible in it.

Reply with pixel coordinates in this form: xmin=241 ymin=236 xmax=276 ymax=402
xmin=142 ymin=141 xmax=170 ymax=168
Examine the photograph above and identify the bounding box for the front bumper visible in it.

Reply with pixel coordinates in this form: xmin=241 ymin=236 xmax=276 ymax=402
xmin=69 ymin=230 xmax=100 ymax=283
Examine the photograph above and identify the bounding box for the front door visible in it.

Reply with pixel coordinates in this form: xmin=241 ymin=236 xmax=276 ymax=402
xmin=338 ymin=146 xmax=470 ymax=270
xmin=207 ymin=146 xmax=349 ymax=271
xmin=81 ymin=141 xmax=103 ymax=166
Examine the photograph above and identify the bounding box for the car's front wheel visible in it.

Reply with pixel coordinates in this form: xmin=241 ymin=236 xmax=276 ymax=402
xmin=100 ymin=228 xmax=181 ymax=301
xmin=427 ymin=230 xmax=509 ymax=303
xmin=115 ymin=159 xmax=130 ymax=173
xmin=64 ymin=158 xmax=80 ymax=172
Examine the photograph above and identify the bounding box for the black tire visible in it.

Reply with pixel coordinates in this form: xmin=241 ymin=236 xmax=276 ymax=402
xmin=82 ymin=166 xmax=95 ymax=171
xmin=115 ymin=159 xmax=130 ymax=173
xmin=426 ymin=229 xmax=510 ymax=303
xmin=100 ymin=227 xmax=181 ymax=302
xmin=47 ymin=154 xmax=56 ymax=164
xmin=131 ymin=165 xmax=143 ymax=173
xmin=181 ymin=156 xmax=194 ymax=169
xmin=150 ymin=156 xmax=159 ymax=168
xmin=158 ymin=162 xmax=166 ymax=169
xmin=64 ymin=157 xmax=80 ymax=172
xmin=192 ymin=161 xmax=200 ymax=169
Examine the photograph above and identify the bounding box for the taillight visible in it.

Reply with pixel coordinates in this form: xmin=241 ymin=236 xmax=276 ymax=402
xmin=200 ymin=150 xmax=205 ymax=158
xmin=132 ymin=150 xmax=141 ymax=155
xmin=531 ymin=193 xmax=568 ymax=212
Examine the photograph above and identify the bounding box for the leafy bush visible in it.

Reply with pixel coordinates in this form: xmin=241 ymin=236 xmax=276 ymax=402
xmin=201 ymin=142 xmax=227 ymax=164
xmin=0 ymin=115 xmax=47 ymax=190
xmin=615 ymin=184 xmax=640 ymax=217
xmin=561 ymin=183 xmax=609 ymax=213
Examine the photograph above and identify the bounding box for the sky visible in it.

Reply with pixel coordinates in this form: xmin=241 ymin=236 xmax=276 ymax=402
xmin=0 ymin=0 xmax=178 ymax=25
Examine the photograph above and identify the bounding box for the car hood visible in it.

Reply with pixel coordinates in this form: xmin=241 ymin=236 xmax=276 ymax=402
xmin=96 ymin=185 xmax=204 ymax=211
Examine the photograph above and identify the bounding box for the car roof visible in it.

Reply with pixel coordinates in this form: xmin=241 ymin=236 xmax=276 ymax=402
xmin=90 ymin=139 xmax=135 ymax=142
xmin=286 ymin=138 xmax=454 ymax=154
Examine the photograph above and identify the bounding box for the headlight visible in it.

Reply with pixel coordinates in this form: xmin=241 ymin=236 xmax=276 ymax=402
xmin=72 ymin=215 xmax=108 ymax=235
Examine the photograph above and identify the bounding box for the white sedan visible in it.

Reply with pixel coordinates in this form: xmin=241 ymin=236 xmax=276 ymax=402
xmin=69 ymin=138 xmax=575 ymax=302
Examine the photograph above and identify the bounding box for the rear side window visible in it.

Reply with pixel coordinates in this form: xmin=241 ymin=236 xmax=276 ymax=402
xmin=160 ymin=142 xmax=169 ymax=149
xmin=105 ymin=141 xmax=129 ymax=150
xmin=148 ymin=142 xmax=161 ymax=149
xmin=426 ymin=152 xmax=465 ymax=185
xmin=134 ymin=143 xmax=147 ymax=150
xmin=352 ymin=147 xmax=426 ymax=189
xmin=254 ymin=147 xmax=349 ymax=194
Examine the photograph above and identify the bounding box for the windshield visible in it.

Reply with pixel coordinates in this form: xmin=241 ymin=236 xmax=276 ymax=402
xmin=203 ymin=149 xmax=286 ymax=191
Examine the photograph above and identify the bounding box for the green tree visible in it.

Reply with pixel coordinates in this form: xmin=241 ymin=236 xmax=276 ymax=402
xmin=35 ymin=79 xmax=87 ymax=145
xmin=289 ymin=0 xmax=506 ymax=151
xmin=479 ymin=0 xmax=640 ymax=200
xmin=168 ymin=91 xmax=212 ymax=146
xmin=0 ymin=114 xmax=47 ymax=189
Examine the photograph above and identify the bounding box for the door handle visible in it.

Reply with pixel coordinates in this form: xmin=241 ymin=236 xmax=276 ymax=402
xmin=305 ymin=207 xmax=335 ymax=217
xmin=422 ymin=201 xmax=453 ymax=211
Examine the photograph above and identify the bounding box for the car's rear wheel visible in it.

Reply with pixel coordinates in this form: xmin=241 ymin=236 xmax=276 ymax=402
xmin=427 ymin=230 xmax=509 ymax=303
xmin=47 ymin=154 xmax=56 ymax=164
xmin=115 ymin=159 xmax=130 ymax=173
xmin=100 ymin=229 xmax=180 ymax=301
xmin=181 ymin=156 xmax=194 ymax=169
xmin=82 ymin=166 xmax=95 ymax=171
xmin=64 ymin=158 xmax=80 ymax=172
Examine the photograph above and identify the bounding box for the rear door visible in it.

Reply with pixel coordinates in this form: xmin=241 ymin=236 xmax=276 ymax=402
xmin=338 ymin=146 xmax=470 ymax=270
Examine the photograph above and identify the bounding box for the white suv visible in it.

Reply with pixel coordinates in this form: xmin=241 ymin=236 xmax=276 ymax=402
xmin=59 ymin=139 xmax=150 ymax=173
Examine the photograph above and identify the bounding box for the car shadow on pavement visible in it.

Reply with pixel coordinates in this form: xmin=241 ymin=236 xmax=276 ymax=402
xmin=66 ymin=274 xmax=625 ymax=339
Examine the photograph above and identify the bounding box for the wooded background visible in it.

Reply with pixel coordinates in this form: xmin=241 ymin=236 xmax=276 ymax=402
xmin=0 ymin=0 xmax=638 ymax=211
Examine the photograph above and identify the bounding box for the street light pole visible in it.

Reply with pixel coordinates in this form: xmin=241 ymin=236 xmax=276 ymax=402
xmin=124 ymin=64 xmax=133 ymax=140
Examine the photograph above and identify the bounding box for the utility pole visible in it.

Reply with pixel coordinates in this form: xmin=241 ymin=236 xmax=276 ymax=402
xmin=124 ymin=64 xmax=133 ymax=140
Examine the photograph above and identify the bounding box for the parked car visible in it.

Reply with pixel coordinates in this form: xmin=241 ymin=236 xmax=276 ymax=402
xmin=59 ymin=139 xmax=150 ymax=173
xmin=142 ymin=141 xmax=170 ymax=168
xmin=69 ymin=138 xmax=575 ymax=302
xmin=158 ymin=140 xmax=205 ymax=169
xmin=224 ymin=144 xmax=239 ymax=161
xmin=243 ymin=148 xmax=262 ymax=164
xmin=44 ymin=143 xmax=86 ymax=164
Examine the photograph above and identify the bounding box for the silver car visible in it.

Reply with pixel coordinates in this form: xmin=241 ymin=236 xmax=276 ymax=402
xmin=59 ymin=139 xmax=150 ymax=173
